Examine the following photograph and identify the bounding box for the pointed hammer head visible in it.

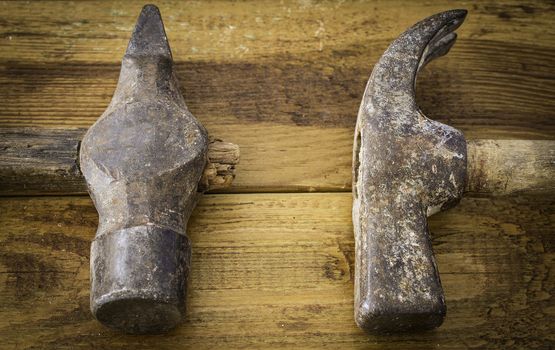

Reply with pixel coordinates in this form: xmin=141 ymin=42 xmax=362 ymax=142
xmin=352 ymin=10 xmax=468 ymax=333
xmin=80 ymin=5 xmax=208 ymax=334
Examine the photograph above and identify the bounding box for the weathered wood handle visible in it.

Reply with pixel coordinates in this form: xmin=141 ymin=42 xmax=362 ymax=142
xmin=466 ymin=139 xmax=554 ymax=195
xmin=0 ymin=128 xmax=239 ymax=195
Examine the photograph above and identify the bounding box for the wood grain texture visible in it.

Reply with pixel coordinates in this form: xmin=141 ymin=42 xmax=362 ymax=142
xmin=0 ymin=1 xmax=554 ymax=193
xmin=0 ymin=128 xmax=83 ymax=194
xmin=0 ymin=193 xmax=553 ymax=349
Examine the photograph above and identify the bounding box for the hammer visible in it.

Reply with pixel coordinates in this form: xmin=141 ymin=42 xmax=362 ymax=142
xmin=352 ymin=9 xmax=553 ymax=333
xmin=79 ymin=5 xmax=238 ymax=334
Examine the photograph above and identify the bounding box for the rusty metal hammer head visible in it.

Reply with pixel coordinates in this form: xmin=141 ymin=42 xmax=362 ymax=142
xmin=352 ymin=10 xmax=468 ymax=333
xmin=80 ymin=5 xmax=208 ymax=334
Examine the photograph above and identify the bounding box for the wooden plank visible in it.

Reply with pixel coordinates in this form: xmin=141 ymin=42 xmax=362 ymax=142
xmin=2 ymin=49 xmax=554 ymax=137
xmin=0 ymin=2 xmax=554 ymax=152
xmin=2 ymin=127 xmax=553 ymax=195
xmin=1 ymin=1 xmax=553 ymax=63
xmin=0 ymin=193 xmax=553 ymax=348
xmin=1 ymin=2 xmax=553 ymax=349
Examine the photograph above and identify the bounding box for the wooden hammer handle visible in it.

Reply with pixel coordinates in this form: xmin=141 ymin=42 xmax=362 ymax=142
xmin=0 ymin=127 xmax=239 ymax=195
xmin=466 ymin=139 xmax=554 ymax=195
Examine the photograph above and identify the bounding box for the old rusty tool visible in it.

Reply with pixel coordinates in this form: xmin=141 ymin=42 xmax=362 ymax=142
xmin=80 ymin=5 xmax=231 ymax=334
xmin=352 ymin=10 xmax=468 ymax=333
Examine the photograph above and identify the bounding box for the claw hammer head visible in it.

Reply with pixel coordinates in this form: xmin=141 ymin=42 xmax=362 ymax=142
xmin=80 ymin=5 xmax=208 ymax=334
xmin=352 ymin=10 xmax=468 ymax=333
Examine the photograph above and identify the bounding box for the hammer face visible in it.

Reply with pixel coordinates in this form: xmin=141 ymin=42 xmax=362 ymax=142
xmin=80 ymin=5 xmax=208 ymax=333
xmin=91 ymin=226 xmax=190 ymax=334
xmin=353 ymin=10 xmax=467 ymax=333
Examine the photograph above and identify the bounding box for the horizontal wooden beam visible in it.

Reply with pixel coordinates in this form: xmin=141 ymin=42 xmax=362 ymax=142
xmin=0 ymin=127 xmax=553 ymax=196
xmin=2 ymin=46 xmax=554 ymax=139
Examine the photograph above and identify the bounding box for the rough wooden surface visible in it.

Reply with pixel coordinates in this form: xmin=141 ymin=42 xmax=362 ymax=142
xmin=0 ymin=0 xmax=554 ymax=348
xmin=0 ymin=128 xmax=239 ymax=195
xmin=1 ymin=1 xmax=554 ymax=191
xmin=0 ymin=194 xmax=553 ymax=349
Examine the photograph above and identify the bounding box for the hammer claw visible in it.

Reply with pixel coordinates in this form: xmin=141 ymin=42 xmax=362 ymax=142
xmin=419 ymin=32 xmax=457 ymax=71
xmin=363 ymin=10 xmax=467 ymax=120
